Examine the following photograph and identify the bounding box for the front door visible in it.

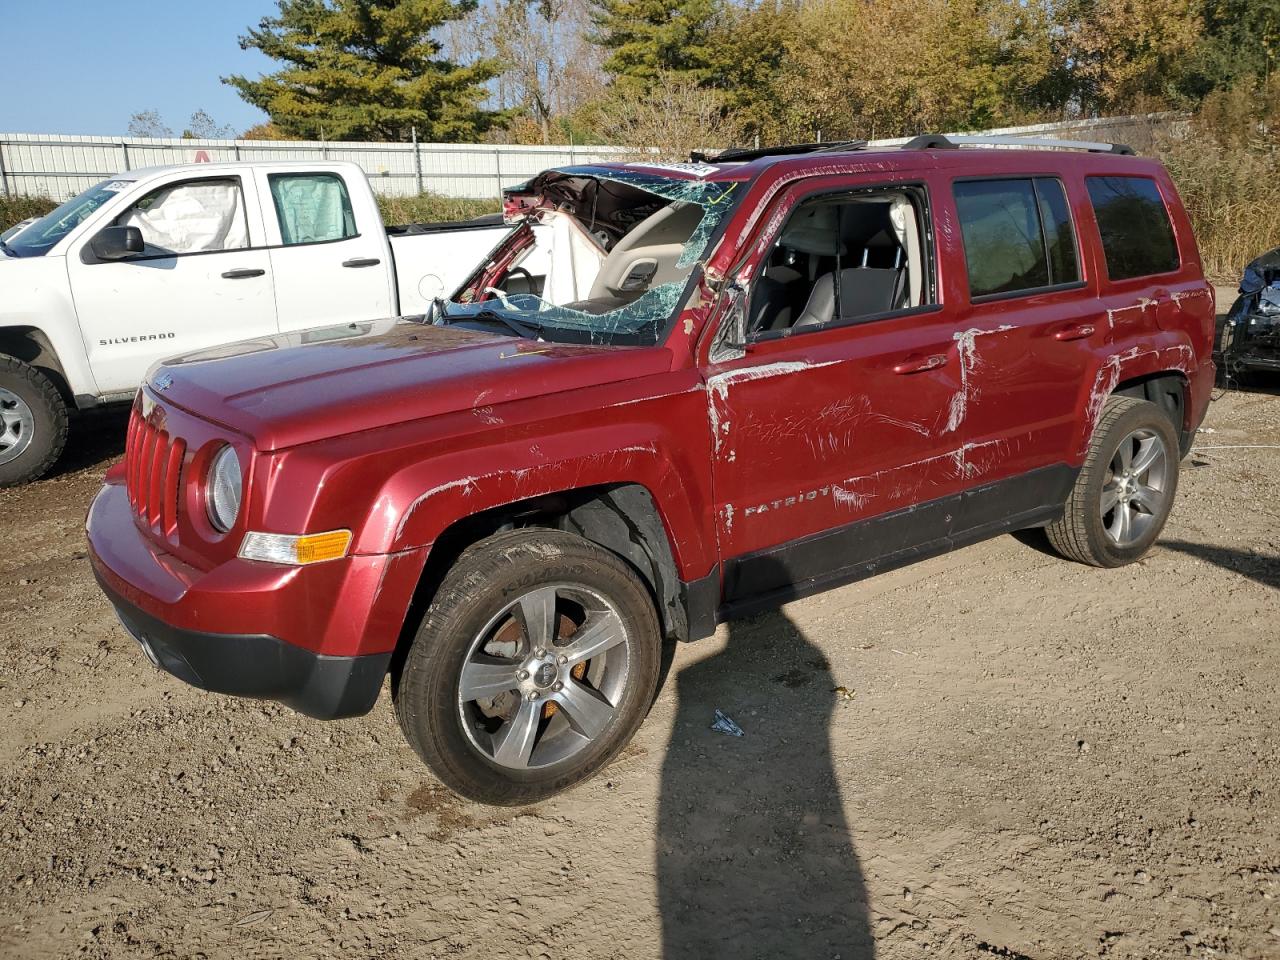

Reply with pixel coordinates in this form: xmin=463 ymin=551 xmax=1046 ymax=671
xmin=68 ymin=175 xmax=278 ymax=396
xmin=708 ymin=177 xmax=972 ymax=605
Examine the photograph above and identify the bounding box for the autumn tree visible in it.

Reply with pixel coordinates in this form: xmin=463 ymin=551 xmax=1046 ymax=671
xmin=1187 ymin=0 xmax=1280 ymax=97
xmin=224 ymin=0 xmax=503 ymax=141
xmin=773 ymin=0 xmax=1057 ymax=142
xmin=588 ymin=71 xmax=741 ymax=157
xmin=704 ymin=1 xmax=800 ymax=145
xmin=589 ymin=0 xmax=719 ymax=89
xmin=453 ymin=0 xmax=605 ymax=142
xmin=1051 ymin=0 xmax=1203 ymax=113
xmin=127 ymin=110 xmax=172 ymax=139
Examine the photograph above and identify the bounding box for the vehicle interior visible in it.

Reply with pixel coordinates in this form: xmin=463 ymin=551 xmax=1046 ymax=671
xmin=748 ymin=191 xmax=928 ymax=335
xmin=489 ymin=175 xmax=709 ymax=316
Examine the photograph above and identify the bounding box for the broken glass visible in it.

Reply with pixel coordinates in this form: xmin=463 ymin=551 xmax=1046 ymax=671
xmin=442 ymin=165 xmax=741 ymax=342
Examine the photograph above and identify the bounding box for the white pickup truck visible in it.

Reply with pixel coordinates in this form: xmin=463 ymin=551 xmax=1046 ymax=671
xmin=0 ymin=160 xmax=516 ymax=485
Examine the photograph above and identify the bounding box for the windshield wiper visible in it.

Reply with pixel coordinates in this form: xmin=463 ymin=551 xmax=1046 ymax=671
xmin=431 ymin=297 xmax=541 ymax=340
xmin=473 ymin=309 xmax=542 ymax=340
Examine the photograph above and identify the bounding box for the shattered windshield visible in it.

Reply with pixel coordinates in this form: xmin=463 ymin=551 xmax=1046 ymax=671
xmin=440 ymin=165 xmax=740 ymax=342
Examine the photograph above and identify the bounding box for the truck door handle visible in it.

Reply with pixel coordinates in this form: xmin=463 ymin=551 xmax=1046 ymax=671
xmin=221 ymin=268 xmax=265 ymax=279
xmin=1053 ymin=323 xmax=1095 ymax=341
xmin=892 ymin=352 xmax=948 ymax=374
xmin=343 ymin=257 xmax=381 ymax=268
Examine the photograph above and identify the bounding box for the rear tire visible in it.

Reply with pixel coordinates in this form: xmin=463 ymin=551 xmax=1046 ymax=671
xmin=394 ymin=528 xmax=662 ymax=806
xmin=1047 ymin=396 xmax=1179 ymax=567
xmin=0 ymin=355 xmax=68 ymax=487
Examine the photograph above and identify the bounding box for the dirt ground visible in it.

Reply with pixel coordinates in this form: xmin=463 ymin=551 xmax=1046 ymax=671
xmin=2 ymin=324 xmax=1278 ymax=959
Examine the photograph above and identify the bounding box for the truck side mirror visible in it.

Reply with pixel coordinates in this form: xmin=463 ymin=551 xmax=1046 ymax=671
xmin=89 ymin=225 xmax=144 ymax=262
xmin=710 ymin=280 xmax=748 ymax=364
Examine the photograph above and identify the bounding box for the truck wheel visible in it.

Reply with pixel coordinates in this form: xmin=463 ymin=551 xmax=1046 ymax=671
xmin=1046 ymin=396 xmax=1179 ymax=567
xmin=394 ymin=528 xmax=662 ymax=805
xmin=0 ymin=355 xmax=68 ymax=487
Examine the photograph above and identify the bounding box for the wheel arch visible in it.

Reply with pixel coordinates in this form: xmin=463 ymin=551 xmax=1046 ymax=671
xmin=387 ymin=481 xmax=714 ymax=686
xmin=1114 ymin=370 xmax=1192 ymax=455
xmin=0 ymin=326 xmax=73 ymax=404
xmin=1074 ymin=340 xmax=1199 ymax=460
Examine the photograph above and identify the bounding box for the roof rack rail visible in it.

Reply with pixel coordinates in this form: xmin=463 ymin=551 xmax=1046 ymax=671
xmin=902 ymin=133 xmax=1135 ymax=156
xmin=693 ymin=139 xmax=869 ymax=164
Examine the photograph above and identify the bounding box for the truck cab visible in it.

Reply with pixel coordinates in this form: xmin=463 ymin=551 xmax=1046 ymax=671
xmin=87 ymin=136 xmax=1216 ymax=805
xmin=0 ymin=160 xmax=510 ymax=485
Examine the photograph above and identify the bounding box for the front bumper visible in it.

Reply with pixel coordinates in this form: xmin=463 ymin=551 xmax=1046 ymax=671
xmin=87 ymin=474 xmax=427 ymax=720
xmin=104 ymin=585 xmax=390 ymax=719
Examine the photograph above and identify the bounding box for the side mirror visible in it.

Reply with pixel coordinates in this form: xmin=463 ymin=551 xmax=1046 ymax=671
xmin=710 ymin=280 xmax=748 ymax=363
xmin=89 ymin=225 xmax=144 ymax=262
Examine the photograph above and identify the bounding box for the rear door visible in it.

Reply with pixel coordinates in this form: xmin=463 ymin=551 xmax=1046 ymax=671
xmin=255 ymin=169 xmax=396 ymax=330
xmin=936 ymin=173 xmax=1101 ymax=516
xmin=67 ymin=173 xmax=277 ymax=395
xmin=706 ymin=173 xmax=971 ymax=605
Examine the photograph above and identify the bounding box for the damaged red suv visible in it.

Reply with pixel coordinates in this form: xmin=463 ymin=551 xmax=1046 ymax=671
xmin=88 ymin=135 xmax=1216 ymax=804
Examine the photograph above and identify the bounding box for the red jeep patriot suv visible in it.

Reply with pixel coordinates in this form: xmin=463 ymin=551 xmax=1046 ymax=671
xmin=88 ymin=135 xmax=1216 ymax=804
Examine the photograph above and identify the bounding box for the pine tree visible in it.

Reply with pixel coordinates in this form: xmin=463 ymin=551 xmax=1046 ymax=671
xmin=589 ymin=0 xmax=719 ymax=88
xmin=224 ymin=0 xmax=503 ymax=142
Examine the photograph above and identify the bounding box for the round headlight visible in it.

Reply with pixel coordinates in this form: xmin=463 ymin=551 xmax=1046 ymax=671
xmin=207 ymin=445 xmax=242 ymax=533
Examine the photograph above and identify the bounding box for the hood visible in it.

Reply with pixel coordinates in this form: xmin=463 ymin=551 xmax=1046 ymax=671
xmin=150 ymin=318 xmax=673 ymax=450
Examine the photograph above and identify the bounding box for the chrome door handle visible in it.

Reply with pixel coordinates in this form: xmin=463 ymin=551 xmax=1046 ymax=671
xmin=342 ymin=257 xmax=380 ymax=268
xmin=221 ymin=268 xmax=265 ymax=279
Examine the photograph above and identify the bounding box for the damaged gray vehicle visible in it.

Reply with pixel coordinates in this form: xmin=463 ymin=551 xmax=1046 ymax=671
xmin=1217 ymin=246 xmax=1280 ymax=379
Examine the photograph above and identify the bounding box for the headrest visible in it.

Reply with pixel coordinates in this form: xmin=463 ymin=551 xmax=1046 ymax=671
xmin=780 ymin=205 xmax=844 ymax=257
xmin=865 ymin=229 xmax=898 ymax=249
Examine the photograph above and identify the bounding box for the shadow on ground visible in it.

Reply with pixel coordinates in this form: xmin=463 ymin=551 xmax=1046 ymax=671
xmin=1160 ymin=539 xmax=1280 ymax=590
xmin=657 ymin=559 xmax=874 ymax=959
xmin=45 ymin=407 xmax=131 ymax=480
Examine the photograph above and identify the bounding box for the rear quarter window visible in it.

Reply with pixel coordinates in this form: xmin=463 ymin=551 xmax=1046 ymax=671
xmin=1086 ymin=176 xmax=1179 ymax=281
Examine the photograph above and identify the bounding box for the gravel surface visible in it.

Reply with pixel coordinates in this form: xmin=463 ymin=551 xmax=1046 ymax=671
xmin=1 ymin=322 xmax=1277 ymax=959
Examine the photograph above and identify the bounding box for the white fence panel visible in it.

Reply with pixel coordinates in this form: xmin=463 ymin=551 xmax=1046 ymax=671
xmin=0 ymin=132 xmax=630 ymax=201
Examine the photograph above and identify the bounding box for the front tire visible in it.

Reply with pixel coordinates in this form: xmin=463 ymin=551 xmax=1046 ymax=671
xmin=0 ymin=355 xmax=68 ymax=487
xmin=1047 ymin=396 xmax=1179 ymax=567
xmin=394 ymin=529 xmax=662 ymax=805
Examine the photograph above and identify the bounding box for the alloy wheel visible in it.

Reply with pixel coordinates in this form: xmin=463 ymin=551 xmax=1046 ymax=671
xmin=457 ymin=584 xmax=631 ymax=771
xmin=1100 ymin=426 xmax=1169 ymax=547
xmin=0 ymin=387 xmax=35 ymax=468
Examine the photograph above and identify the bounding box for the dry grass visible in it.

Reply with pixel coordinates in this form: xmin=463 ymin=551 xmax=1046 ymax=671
xmin=376 ymin=193 xmax=500 ymax=226
xmin=1158 ymin=139 xmax=1280 ymax=282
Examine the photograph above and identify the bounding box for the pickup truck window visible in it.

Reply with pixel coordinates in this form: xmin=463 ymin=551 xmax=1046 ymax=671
xmin=268 ymin=173 xmax=358 ymax=245
xmin=117 ymin=178 xmax=248 ymax=256
xmin=954 ymin=177 xmax=1080 ymax=299
xmin=442 ymin=167 xmax=740 ymax=342
xmin=748 ymin=187 xmax=930 ymax=336
xmin=3 ymin=179 xmax=135 ymax=258
xmin=1086 ymin=176 xmax=1179 ymax=281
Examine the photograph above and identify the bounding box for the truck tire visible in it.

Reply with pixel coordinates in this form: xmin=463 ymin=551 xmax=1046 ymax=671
xmin=1046 ymin=396 xmax=1180 ymax=567
xmin=0 ymin=355 xmax=68 ymax=487
xmin=394 ymin=528 xmax=662 ymax=806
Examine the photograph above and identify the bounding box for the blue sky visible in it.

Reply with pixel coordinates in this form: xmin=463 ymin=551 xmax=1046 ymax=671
xmin=2 ymin=1 xmax=278 ymax=135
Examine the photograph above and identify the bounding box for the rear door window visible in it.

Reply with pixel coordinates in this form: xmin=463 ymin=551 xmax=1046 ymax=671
xmin=1086 ymin=176 xmax=1179 ymax=280
xmin=953 ymin=178 xmax=1080 ymax=299
xmin=268 ymin=173 xmax=358 ymax=245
